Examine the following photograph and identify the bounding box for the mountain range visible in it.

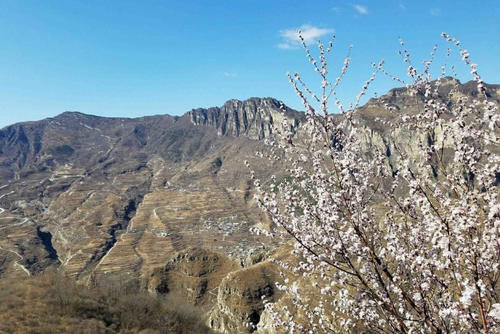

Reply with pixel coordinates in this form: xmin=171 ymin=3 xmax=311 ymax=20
xmin=0 ymin=78 xmax=498 ymax=333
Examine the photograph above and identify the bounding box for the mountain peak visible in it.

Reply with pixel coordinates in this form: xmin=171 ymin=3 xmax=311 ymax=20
xmin=188 ymin=97 xmax=302 ymax=140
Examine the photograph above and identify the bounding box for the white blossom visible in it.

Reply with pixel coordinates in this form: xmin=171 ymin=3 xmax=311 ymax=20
xmin=251 ymin=32 xmax=499 ymax=334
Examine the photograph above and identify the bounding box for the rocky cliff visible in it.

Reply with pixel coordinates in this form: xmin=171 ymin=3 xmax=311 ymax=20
xmin=353 ymin=78 xmax=500 ymax=181
xmin=189 ymin=97 xmax=303 ymax=140
xmin=208 ymin=260 xmax=279 ymax=333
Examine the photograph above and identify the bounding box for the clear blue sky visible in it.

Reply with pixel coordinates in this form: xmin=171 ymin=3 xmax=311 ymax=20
xmin=0 ymin=0 xmax=498 ymax=128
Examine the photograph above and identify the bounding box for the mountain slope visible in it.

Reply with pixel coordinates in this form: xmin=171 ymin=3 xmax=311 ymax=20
xmin=0 ymin=97 xmax=300 ymax=283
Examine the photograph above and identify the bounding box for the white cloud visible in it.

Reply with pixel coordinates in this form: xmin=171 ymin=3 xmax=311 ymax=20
xmin=353 ymin=4 xmax=368 ymax=15
xmin=278 ymin=24 xmax=334 ymax=50
xmin=430 ymin=8 xmax=441 ymax=16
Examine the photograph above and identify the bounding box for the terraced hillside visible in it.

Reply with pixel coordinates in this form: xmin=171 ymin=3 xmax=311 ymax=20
xmin=0 ymin=97 xmax=298 ymax=283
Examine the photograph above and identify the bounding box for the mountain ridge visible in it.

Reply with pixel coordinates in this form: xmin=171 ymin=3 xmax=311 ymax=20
xmin=0 ymin=96 xmax=295 ymax=130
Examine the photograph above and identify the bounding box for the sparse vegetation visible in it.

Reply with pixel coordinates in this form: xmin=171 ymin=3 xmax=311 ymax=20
xmin=0 ymin=270 xmax=212 ymax=334
xmin=50 ymin=145 xmax=75 ymax=159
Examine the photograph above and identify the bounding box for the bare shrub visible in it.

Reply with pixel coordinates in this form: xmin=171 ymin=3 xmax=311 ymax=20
xmin=0 ymin=271 xmax=212 ymax=333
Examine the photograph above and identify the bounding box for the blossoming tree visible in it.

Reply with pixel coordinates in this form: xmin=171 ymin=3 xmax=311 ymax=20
xmin=250 ymin=32 xmax=499 ymax=333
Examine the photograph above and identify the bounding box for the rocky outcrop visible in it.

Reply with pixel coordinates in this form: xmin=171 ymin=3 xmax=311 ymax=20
xmin=208 ymin=260 xmax=279 ymax=333
xmin=148 ymin=248 xmax=238 ymax=307
xmin=189 ymin=97 xmax=303 ymax=140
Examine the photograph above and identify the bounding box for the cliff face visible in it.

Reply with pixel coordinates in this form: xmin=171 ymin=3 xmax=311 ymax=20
xmin=189 ymin=97 xmax=304 ymax=140
xmin=353 ymin=78 xmax=500 ymax=181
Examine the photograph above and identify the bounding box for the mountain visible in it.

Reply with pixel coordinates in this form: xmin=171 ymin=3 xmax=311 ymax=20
xmin=0 ymin=97 xmax=301 ymax=283
xmin=0 ymin=80 xmax=498 ymax=333
xmin=189 ymin=97 xmax=303 ymax=139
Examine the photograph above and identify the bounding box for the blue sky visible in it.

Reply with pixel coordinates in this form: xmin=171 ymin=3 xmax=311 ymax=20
xmin=0 ymin=0 xmax=498 ymax=128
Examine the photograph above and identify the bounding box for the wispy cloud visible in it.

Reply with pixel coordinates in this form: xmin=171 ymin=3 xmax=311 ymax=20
xmin=430 ymin=8 xmax=441 ymax=16
xmin=278 ymin=24 xmax=334 ymax=50
xmin=331 ymin=6 xmax=340 ymax=13
xmin=222 ymin=71 xmax=237 ymax=78
xmin=353 ymin=4 xmax=368 ymax=15
xmin=277 ymin=43 xmax=294 ymax=50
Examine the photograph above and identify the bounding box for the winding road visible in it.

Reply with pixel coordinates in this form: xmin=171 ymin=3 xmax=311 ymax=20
xmin=0 ymin=186 xmax=31 ymax=276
